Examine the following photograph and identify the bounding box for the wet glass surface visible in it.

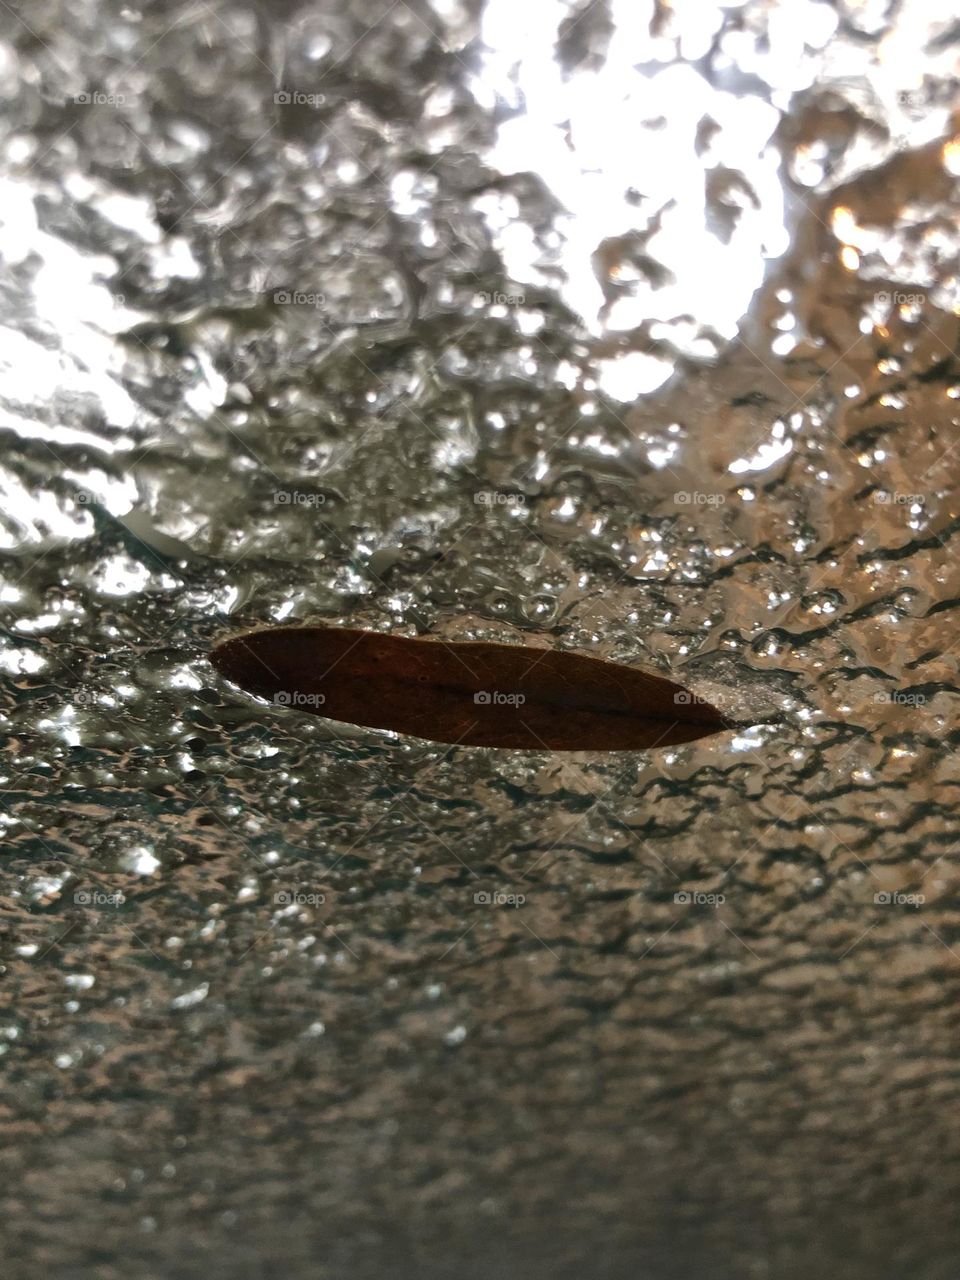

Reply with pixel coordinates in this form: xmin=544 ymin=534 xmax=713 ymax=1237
xmin=3 ymin=2 xmax=960 ymax=1276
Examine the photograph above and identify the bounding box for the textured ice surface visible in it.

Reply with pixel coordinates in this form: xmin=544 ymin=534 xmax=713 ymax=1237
xmin=3 ymin=2 xmax=960 ymax=1278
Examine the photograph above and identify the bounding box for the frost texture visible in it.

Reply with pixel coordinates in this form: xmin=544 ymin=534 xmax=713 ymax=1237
xmin=2 ymin=2 xmax=960 ymax=1277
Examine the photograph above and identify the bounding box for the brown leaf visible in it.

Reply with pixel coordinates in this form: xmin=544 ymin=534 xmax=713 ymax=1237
xmin=209 ymin=625 xmax=733 ymax=751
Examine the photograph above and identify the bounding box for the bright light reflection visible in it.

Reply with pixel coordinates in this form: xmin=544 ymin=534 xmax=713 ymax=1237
xmin=471 ymin=0 xmax=828 ymax=398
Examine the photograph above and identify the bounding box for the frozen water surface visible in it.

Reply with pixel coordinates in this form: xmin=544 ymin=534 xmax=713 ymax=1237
xmin=3 ymin=2 xmax=960 ymax=1277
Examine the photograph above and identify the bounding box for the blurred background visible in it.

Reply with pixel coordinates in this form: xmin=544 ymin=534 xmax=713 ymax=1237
xmin=3 ymin=1 xmax=960 ymax=1276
